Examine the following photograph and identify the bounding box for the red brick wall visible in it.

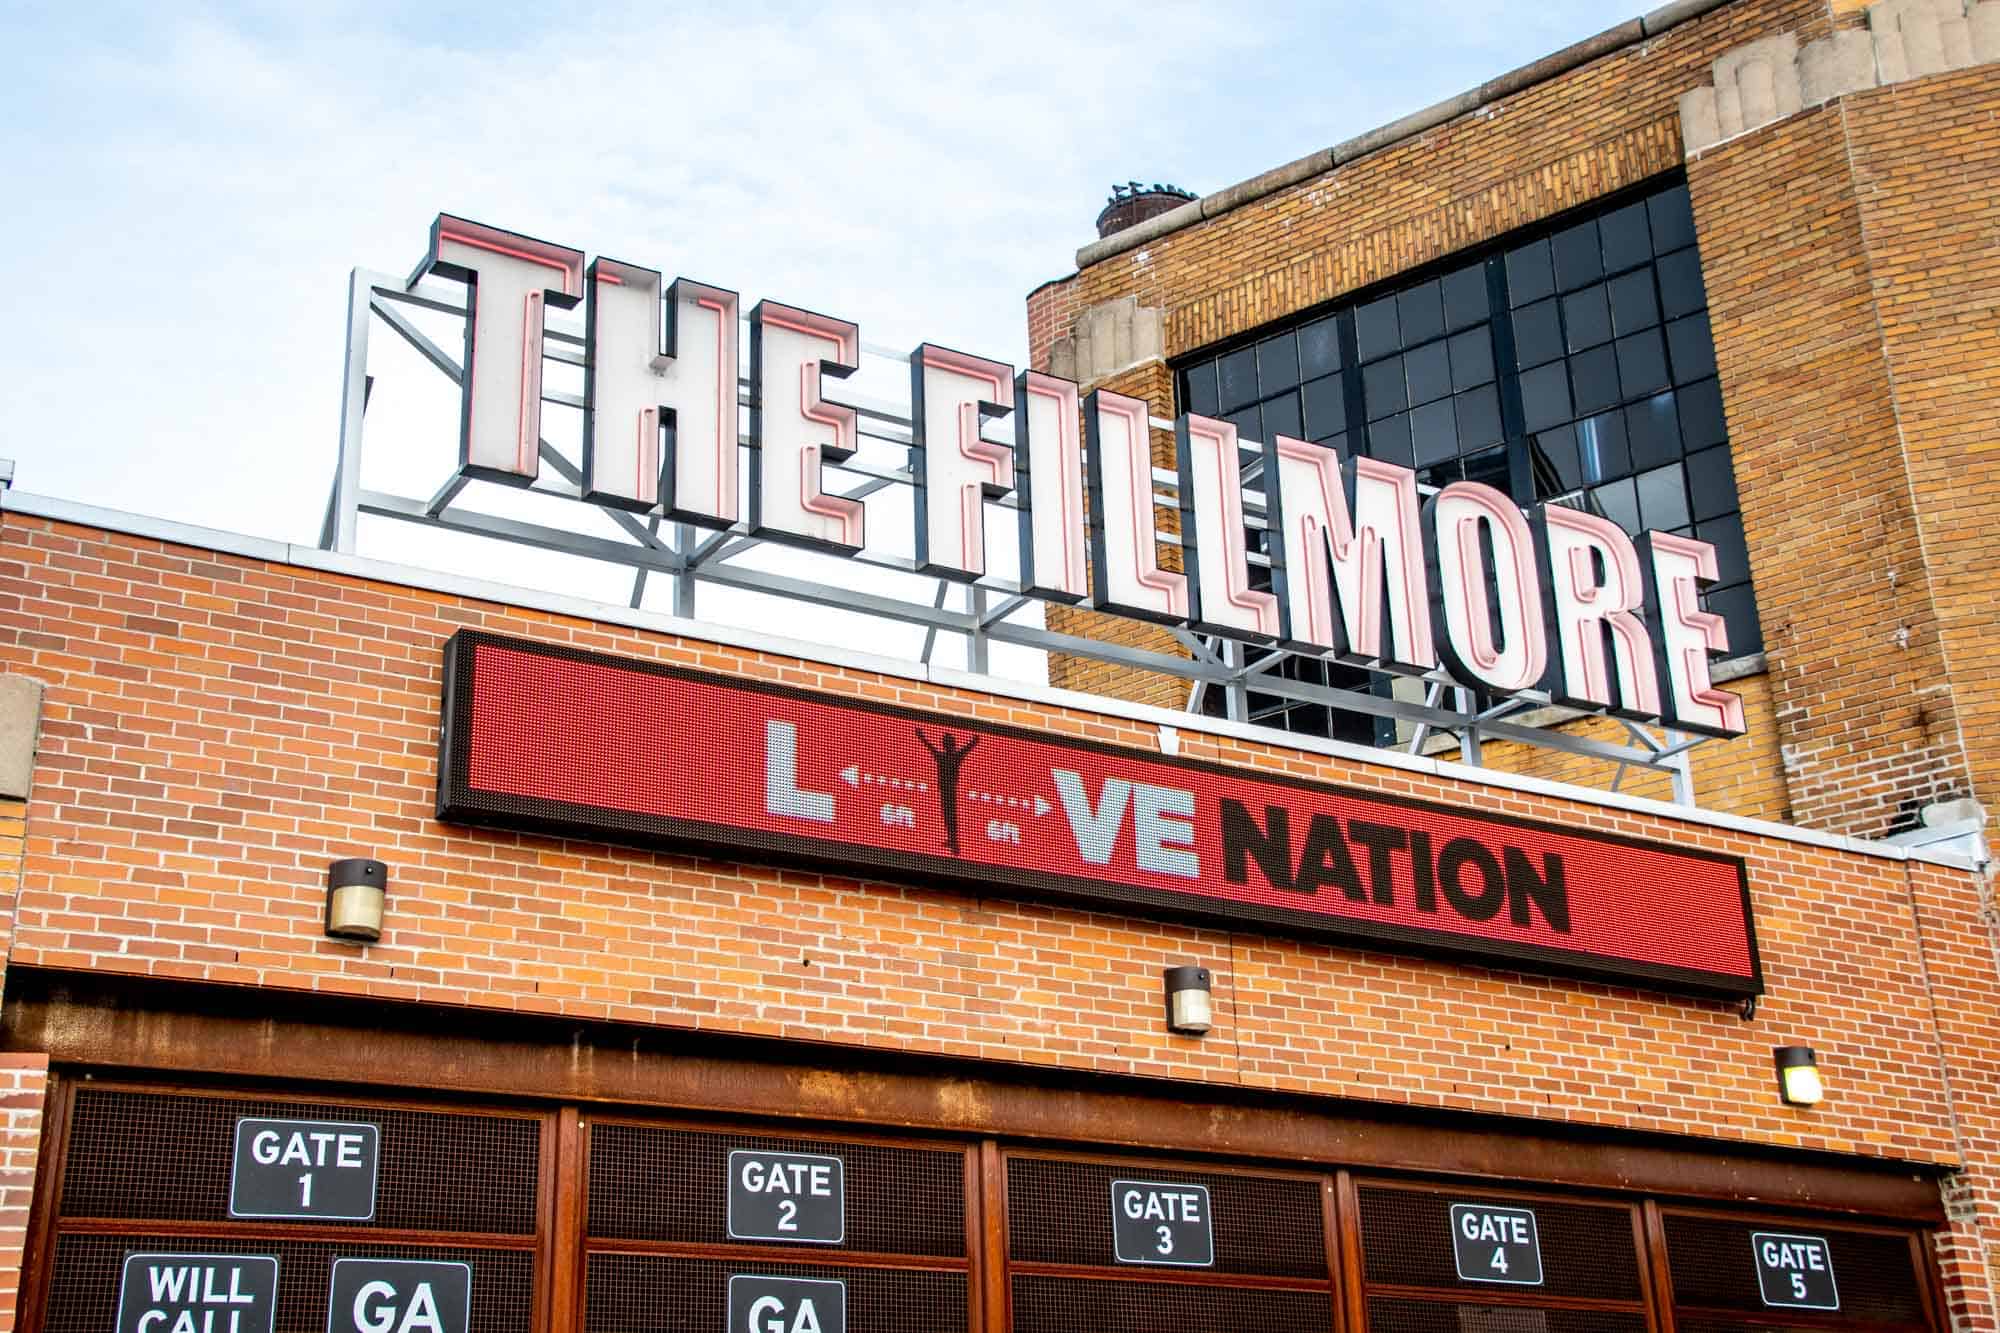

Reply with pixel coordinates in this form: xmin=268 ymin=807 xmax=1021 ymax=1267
xmin=0 ymin=1055 xmax=46 ymax=1333
xmin=0 ymin=512 xmax=1984 ymax=1174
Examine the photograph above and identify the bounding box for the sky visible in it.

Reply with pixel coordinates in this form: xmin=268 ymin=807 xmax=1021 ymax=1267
xmin=0 ymin=0 xmax=1632 ymax=670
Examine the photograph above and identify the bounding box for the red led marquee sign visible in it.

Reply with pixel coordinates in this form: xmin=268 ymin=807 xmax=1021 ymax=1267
xmin=438 ymin=631 xmax=1761 ymax=999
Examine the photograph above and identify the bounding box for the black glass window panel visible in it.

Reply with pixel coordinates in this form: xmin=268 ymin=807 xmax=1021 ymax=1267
xmin=1705 ymin=583 xmax=1761 ymax=653
xmin=1513 ymin=299 xmax=1564 ymax=368
xmin=1302 ymin=374 xmax=1345 ymax=439
xmin=1519 ymin=362 xmax=1572 ymax=432
xmin=1461 ymin=445 xmax=1509 ymax=491
xmin=1447 ymin=329 xmax=1494 ymax=390
xmin=1593 ymin=477 xmax=1640 ymax=533
xmin=1665 ymin=313 xmax=1716 ymax=383
xmin=1419 ymin=460 xmax=1460 ymax=490
xmin=1258 ymin=334 xmax=1300 ymax=395
xmin=1686 ymin=445 xmax=1738 ymax=520
xmin=1454 ymin=385 xmax=1503 ymax=449
xmin=1356 ymin=295 xmax=1400 ymax=361
xmin=1679 ymin=377 xmax=1727 ymax=449
xmin=1299 ymin=316 xmax=1341 ymax=378
xmin=1648 ymin=184 xmax=1697 ymax=254
xmin=1552 ymin=219 xmax=1603 ymax=291
xmin=1600 ymin=200 xmax=1652 ymax=273
xmin=1398 ymin=280 xmax=1445 ymax=346
xmin=1262 ymin=393 xmax=1302 ymax=442
xmin=1227 ymin=405 xmax=1262 ymax=446
xmin=1404 ymin=341 xmax=1451 ymax=405
xmin=1507 ymin=240 xmax=1555 ymax=306
xmin=1700 ymin=512 xmax=1751 ymax=585
xmin=1184 ymin=361 xmax=1219 ymax=417
xmin=1363 ymin=357 xmax=1407 ymax=418
xmin=1442 ymin=262 xmax=1490 ymax=329
xmin=1533 ymin=426 xmax=1583 ymax=496
xmin=1577 ymin=412 xmax=1631 ymax=483
xmin=1570 ymin=344 xmax=1621 ymax=415
xmin=1218 ymin=346 xmax=1260 ymax=412
xmin=1615 ymin=329 xmax=1670 ymax=398
xmin=1657 ymin=246 xmax=1707 ymax=319
xmin=1369 ymin=413 xmax=1413 ymax=467
xmin=1317 ymin=430 xmax=1348 ymax=456
xmin=1564 ymin=285 xmax=1613 ymax=352
xmin=1411 ymin=400 xmax=1458 ymax=468
xmin=1626 ymin=390 xmax=1681 ymax=470
xmin=1636 ymin=463 xmax=1690 ymax=530
xmin=1608 ymin=269 xmax=1660 ymax=334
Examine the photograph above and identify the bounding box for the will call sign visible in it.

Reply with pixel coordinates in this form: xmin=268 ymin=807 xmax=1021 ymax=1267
xmin=437 ymin=633 xmax=1759 ymax=998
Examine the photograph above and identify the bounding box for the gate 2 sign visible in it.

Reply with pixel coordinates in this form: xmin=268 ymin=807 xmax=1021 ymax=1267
xmin=438 ymin=632 xmax=1762 ymax=999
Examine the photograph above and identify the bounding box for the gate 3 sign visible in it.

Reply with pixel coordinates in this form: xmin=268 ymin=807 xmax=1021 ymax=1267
xmin=438 ymin=633 xmax=1760 ymax=998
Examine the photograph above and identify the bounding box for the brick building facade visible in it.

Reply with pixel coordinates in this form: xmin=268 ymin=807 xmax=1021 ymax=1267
xmin=0 ymin=0 xmax=1992 ymax=1327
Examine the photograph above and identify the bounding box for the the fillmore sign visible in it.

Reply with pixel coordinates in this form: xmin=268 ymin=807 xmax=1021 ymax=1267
xmin=421 ymin=213 xmax=1746 ymax=738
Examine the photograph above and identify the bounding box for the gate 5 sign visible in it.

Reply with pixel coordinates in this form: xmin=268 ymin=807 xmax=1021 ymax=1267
xmin=439 ymin=632 xmax=1761 ymax=998
xmin=1450 ymin=1203 xmax=1543 ymax=1285
xmin=1111 ymin=1180 xmax=1214 ymax=1266
xmin=327 ymin=1259 xmax=472 ymax=1333
xmin=727 ymin=1275 xmax=845 ymax=1333
xmin=728 ymin=1150 xmax=844 ymax=1244
xmin=229 ymin=1118 xmax=379 ymax=1221
xmin=117 ymin=1253 xmax=278 ymax=1333
xmin=1752 ymin=1232 xmax=1838 ymax=1310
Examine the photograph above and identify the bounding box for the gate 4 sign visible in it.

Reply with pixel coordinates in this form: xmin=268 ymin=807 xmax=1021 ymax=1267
xmin=1110 ymin=1180 xmax=1214 ymax=1266
xmin=327 ymin=1259 xmax=472 ymax=1333
xmin=1752 ymin=1232 xmax=1838 ymax=1311
xmin=728 ymin=1150 xmax=845 ymax=1243
xmin=727 ymin=1275 xmax=845 ymax=1333
xmin=117 ymin=1253 xmax=278 ymax=1333
xmin=1450 ymin=1203 xmax=1544 ymax=1285
xmin=230 ymin=1118 xmax=379 ymax=1221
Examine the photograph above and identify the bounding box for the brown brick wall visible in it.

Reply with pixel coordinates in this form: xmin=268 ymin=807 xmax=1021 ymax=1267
xmin=0 ymin=512 xmax=1984 ymax=1171
xmin=1843 ymin=66 xmax=2000 ymax=817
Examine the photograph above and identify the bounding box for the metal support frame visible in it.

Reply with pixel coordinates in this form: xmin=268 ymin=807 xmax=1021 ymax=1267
xmin=325 ymin=264 xmax=1714 ymax=804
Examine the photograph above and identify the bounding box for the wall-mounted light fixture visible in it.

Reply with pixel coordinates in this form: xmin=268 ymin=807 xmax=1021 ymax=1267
xmin=324 ymin=858 xmax=389 ymax=942
xmin=1164 ymin=965 xmax=1213 ymax=1035
xmin=1774 ymin=1045 xmax=1823 ymax=1106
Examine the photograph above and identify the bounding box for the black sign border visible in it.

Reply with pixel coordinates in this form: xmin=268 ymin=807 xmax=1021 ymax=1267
xmin=1750 ymin=1230 xmax=1840 ymax=1311
xmin=228 ymin=1117 xmax=381 ymax=1221
xmin=117 ymin=1252 xmax=279 ymax=1333
xmin=1449 ymin=1202 xmax=1545 ymax=1287
xmin=1109 ymin=1178 xmax=1216 ymax=1267
xmin=726 ymin=1149 xmax=846 ymax=1245
xmin=436 ymin=629 xmax=1762 ymax=1000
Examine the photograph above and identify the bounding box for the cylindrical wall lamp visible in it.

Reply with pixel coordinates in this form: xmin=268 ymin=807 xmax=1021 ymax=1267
xmin=1163 ymin=965 xmax=1214 ymax=1035
xmin=1774 ymin=1045 xmax=1823 ymax=1106
xmin=324 ymin=858 xmax=389 ymax=942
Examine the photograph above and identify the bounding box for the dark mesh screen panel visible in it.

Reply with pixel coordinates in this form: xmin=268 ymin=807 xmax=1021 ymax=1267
xmin=1011 ymin=1274 xmax=1333 ymax=1332
xmin=1006 ymin=1156 xmax=1326 ymax=1277
xmin=61 ymin=1088 xmax=540 ymax=1234
xmin=1676 ymin=1323 xmax=1920 ymax=1333
xmin=1664 ymin=1213 xmax=1924 ymax=1320
xmin=1365 ymin=1297 xmax=1648 ymax=1332
xmin=586 ymin=1122 xmax=966 ymax=1256
xmin=1357 ymin=1186 xmax=1641 ymax=1301
xmin=41 ymin=1233 xmax=533 ymax=1333
xmin=583 ymin=1253 xmax=966 ymax=1333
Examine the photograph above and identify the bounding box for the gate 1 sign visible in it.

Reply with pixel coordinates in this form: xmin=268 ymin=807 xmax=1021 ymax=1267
xmin=1450 ymin=1204 xmax=1544 ymax=1285
xmin=1752 ymin=1232 xmax=1838 ymax=1310
xmin=1110 ymin=1180 xmax=1215 ymax=1266
xmin=229 ymin=1118 xmax=379 ymax=1221
xmin=727 ymin=1275 xmax=846 ymax=1333
xmin=728 ymin=1150 xmax=845 ymax=1244
xmin=327 ymin=1259 xmax=473 ymax=1333
xmin=116 ymin=1253 xmax=278 ymax=1333
xmin=439 ymin=632 xmax=1761 ymax=999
